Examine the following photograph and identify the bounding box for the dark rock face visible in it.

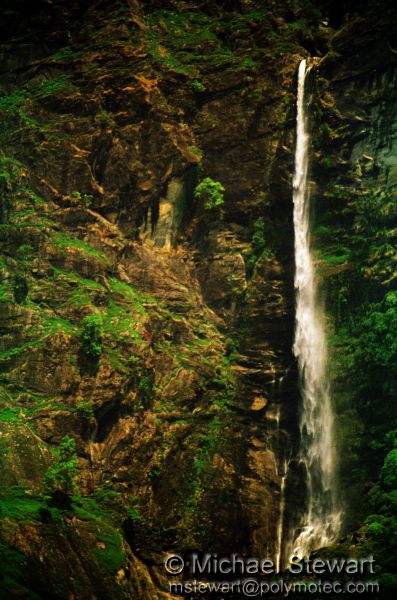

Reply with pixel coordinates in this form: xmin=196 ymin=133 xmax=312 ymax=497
xmin=5 ymin=0 xmax=388 ymax=596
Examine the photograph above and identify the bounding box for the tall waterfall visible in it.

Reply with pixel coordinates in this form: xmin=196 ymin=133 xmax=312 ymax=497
xmin=290 ymin=59 xmax=341 ymax=559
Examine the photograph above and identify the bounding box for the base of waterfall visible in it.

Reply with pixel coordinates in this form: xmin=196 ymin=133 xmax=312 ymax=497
xmin=290 ymin=511 xmax=343 ymax=561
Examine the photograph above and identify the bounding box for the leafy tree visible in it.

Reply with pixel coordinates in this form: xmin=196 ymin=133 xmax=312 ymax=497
xmin=245 ymin=217 xmax=272 ymax=276
xmin=353 ymin=292 xmax=397 ymax=423
xmin=381 ymin=449 xmax=397 ymax=491
xmin=194 ymin=177 xmax=225 ymax=210
xmin=44 ymin=435 xmax=78 ymax=496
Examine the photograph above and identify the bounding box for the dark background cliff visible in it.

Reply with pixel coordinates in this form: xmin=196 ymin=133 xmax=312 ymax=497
xmin=0 ymin=1 xmax=397 ymax=599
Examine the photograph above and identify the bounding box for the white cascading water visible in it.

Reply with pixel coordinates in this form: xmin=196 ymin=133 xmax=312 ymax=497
xmin=290 ymin=59 xmax=341 ymax=559
xmin=275 ymin=458 xmax=289 ymax=573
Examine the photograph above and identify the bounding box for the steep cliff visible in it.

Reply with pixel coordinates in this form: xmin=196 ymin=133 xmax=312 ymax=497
xmin=0 ymin=1 xmax=328 ymax=597
xmin=1 ymin=0 xmax=396 ymax=598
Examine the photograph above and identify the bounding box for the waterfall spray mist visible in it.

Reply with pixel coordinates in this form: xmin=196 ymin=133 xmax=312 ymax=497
xmin=290 ymin=59 xmax=341 ymax=560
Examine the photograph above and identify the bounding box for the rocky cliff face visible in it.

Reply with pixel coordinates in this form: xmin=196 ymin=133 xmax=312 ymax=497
xmin=0 ymin=2 xmax=326 ymax=597
xmin=2 ymin=0 xmax=395 ymax=598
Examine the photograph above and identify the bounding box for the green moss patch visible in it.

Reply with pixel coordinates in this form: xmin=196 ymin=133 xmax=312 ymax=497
xmin=72 ymin=496 xmax=127 ymax=574
xmin=0 ymin=487 xmax=44 ymax=523
xmin=52 ymin=233 xmax=108 ymax=263
xmin=144 ymin=9 xmax=263 ymax=77
xmin=0 ymin=75 xmax=76 ymax=113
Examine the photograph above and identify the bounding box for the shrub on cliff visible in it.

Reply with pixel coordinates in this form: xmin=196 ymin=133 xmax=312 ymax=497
xmin=44 ymin=435 xmax=78 ymax=497
xmin=80 ymin=314 xmax=103 ymax=359
xmin=194 ymin=177 xmax=225 ymax=210
xmin=245 ymin=217 xmax=272 ymax=276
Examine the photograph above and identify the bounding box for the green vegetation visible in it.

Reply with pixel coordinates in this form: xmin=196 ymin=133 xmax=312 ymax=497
xmin=0 ymin=438 xmax=9 ymax=457
xmin=0 ymin=156 xmax=25 ymax=184
xmin=0 ymin=156 xmax=26 ymax=222
xmin=318 ymin=186 xmax=397 ymax=284
xmin=194 ymin=177 xmax=225 ymax=210
xmin=319 ymin=122 xmax=333 ymax=141
xmin=145 ymin=10 xmax=225 ymax=76
xmin=44 ymin=436 xmax=79 ymax=496
xmin=94 ymin=109 xmax=116 ymax=129
xmin=0 ymin=90 xmax=26 ymax=113
xmin=47 ymin=47 xmax=84 ymax=62
xmin=360 ymin=454 xmax=397 ymax=594
xmin=92 ymin=525 xmax=125 ymax=573
xmin=0 ymin=486 xmax=129 ymax=584
xmin=318 ymin=180 xmax=397 ymax=597
xmin=126 ymin=497 xmax=144 ymax=523
xmin=0 ymin=75 xmax=76 ymax=130
xmin=245 ymin=217 xmax=273 ymax=275
xmin=144 ymin=8 xmax=281 ymax=78
xmin=0 ymin=76 xmax=75 ymax=143
xmin=45 ymin=267 xmax=106 ymax=309
xmin=349 ymin=292 xmax=397 ymax=456
xmin=138 ymin=373 xmax=154 ymax=410
xmin=0 ymin=339 xmax=45 ymax=362
xmin=10 ymin=263 xmax=151 ymax=374
xmin=191 ymin=80 xmax=206 ymax=92
xmin=71 ymin=191 xmax=93 ymax=207
xmin=80 ymin=314 xmax=104 ymax=359
xmin=75 ymin=400 xmax=95 ymax=420
xmin=185 ymin=417 xmax=225 ymax=514
xmin=320 ymin=156 xmax=337 ymax=169
xmin=194 ymin=418 xmax=223 ymax=478
xmin=0 ymin=388 xmax=68 ymax=421
xmin=0 ymin=542 xmax=28 ymax=592
xmin=15 ymin=244 xmax=35 ymax=266
xmin=53 ymin=233 xmax=107 ymax=262
xmin=32 ymin=75 xmax=75 ymax=100
xmin=381 ymin=448 xmax=397 ymax=490
xmin=188 ymin=145 xmax=203 ymax=159
xmin=0 ymin=266 xmax=14 ymax=304
xmin=72 ymin=492 xmax=130 ymax=573
xmin=107 ymin=277 xmax=152 ymax=308
xmin=182 ymin=355 xmax=235 ymax=516
xmin=251 ymin=217 xmax=266 ymax=255
xmin=0 ymin=487 xmax=44 ymax=522
xmin=0 ymin=406 xmax=21 ymax=423
xmin=0 ymin=76 xmax=74 ymax=112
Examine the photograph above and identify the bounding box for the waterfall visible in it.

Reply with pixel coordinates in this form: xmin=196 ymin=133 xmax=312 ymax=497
xmin=275 ymin=458 xmax=289 ymax=573
xmin=290 ymin=59 xmax=341 ymax=560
